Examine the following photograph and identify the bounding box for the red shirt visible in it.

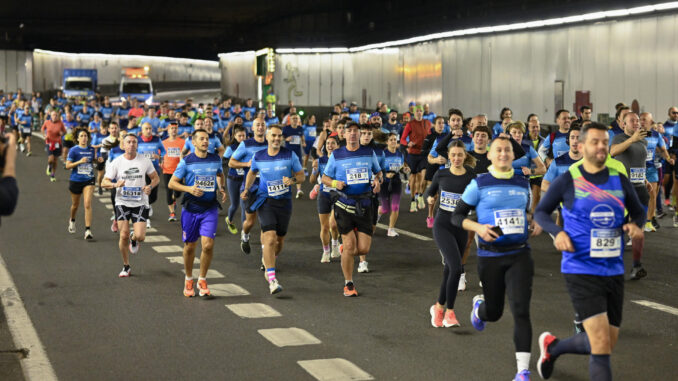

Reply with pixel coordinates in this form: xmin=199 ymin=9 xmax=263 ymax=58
xmin=41 ymin=120 xmax=66 ymax=143
xmin=400 ymin=119 xmax=431 ymax=154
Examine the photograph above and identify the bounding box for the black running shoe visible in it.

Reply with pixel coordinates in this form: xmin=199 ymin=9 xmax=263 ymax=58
xmin=240 ymin=238 xmax=251 ymax=254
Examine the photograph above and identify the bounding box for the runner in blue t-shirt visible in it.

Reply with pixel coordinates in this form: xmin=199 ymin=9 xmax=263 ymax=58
xmin=534 ymin=122 xmax=645 ymax=381
xmin=450 ymin=136 xmax=537 ymax=381
xmin=241 ymin=124 xmax=304 ymax=295
xmin=137 ymin=122 xmax=167 ymax=227
xmin=229 ymin=118 xmax=268 ymax=254
xmin=282 ymin=114 xmax=306 ymax=198
xmin=309 ymin=135 xmax=341 ymax=263
xmin=538 ymin=109 xmax=572 ymax=162
xmin=169 ymin=129 xmax=226 ymax=298
xmin=65 ymin=128 xmax=97 ymax=240
xmin=18 ymin=105 xmax=33 ymax=155
xmin=223 ymin=126 xmax=248 ymax=234
xmin=322 ymin=122 xmax=382 ymax=297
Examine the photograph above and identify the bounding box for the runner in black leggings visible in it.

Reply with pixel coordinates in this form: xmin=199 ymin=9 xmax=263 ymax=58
xmin=425 ymin=140 xmax=476 ymax=328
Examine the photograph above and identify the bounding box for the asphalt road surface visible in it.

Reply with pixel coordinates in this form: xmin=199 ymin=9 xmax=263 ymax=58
xmin=1 ymin=140 xmax=676 ymax=380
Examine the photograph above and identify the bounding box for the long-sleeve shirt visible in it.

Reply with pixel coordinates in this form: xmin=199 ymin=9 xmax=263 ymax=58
xmin=400 ymin=119 xmax=431 ymax=154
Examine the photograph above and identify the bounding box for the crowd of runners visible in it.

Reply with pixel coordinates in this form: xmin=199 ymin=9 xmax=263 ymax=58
xmin=2 ymin=88 xmax=676 ymax=381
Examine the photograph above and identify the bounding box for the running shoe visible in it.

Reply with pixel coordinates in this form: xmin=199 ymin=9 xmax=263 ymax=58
xmin=513 ymin=369 xmax=531 ymax=381
xmin=321 ymin=251 xmax=331 ymax=263
xmin=331 ymin=244 xmax=341 ymax=258
xmin=84 ymin=229 xmax=93 ymax=240
xmin=19 ymin=143 xmax=25 ymax=152
xmin=98 ymin=187 xmax=103 ymax=196
xmin=537 ymin=332 xmax=558 ymax=379
xmin=443 ymin=309 xmax=460 ymax=327
xmin=629 ymin=265 xmax=647 ymax=280
xmin=26 ymin=151 xmax=31 ymax=157
xmin=426 ymin=216 xmax=434 ymax=228
xmin=674 ymin=214 xmax=678 ymax=227
xmin=339 ymin=244 xmax=343 ymax=254
xmin=197 ymin=279 xmax=211 ymax=297
xmin=111 ymin=219 xmax=118 ymax=233
xmin=410 ymin=200 xmax=417 ymax=213
xmin=309 ymin=184 xmax=319 ymax=200
xmin=470 ymin=294 xmax=485 ymax=331
xmin=626 ymin=238 xmax=632 ymax=247
xmin=417 ymin=195 xmax=425 ymax=210
xmin=269 ymin=279 xmax=283 ymax=294
xmin=387 ymin=228 xmax=399 ymax=237
xmin=146 ymin=218 xmax=151 ymax=229
xmin=240 ymin=237 xmax=251 ymax=254
xmin=50 ymin=176 xmax=56 ymax=182
xmin=343 ymin=282 xmax=358 ymax=297
xmin=296 ymin=189 xmax=304 ymax=199
xmin=644 ymin=221 xmax=656 ymax=232
xmin=651 ymin=216 xmax=660 ymax=229
xmin=46 ymin=165 xmax=51 ymax=176
xmin=225 ymin=217 xmax=238 ymax=234
xmin=118 ymin=265 xmax=131 ymax=278
xmin=458 ymin=272 xmax=467 ymax=291
xmin=168 ymin=213 xmax=177 ymax=222
xmin=129 ymin=239 xmax=139 ymax=255
xmin=148 ymin=206 xmax=153 ymax=217
xmin=357 ymin=261 xmax=369 ymax=273
xmin=430 ymin=305 xmax=444 ymax=328
xmin=183 ymin=279 xmax=195 ymax=297
xmin=68 ymin=220 xmax=76 ymax=234
xmin=405 ymin=183 xmax=411 ymax=195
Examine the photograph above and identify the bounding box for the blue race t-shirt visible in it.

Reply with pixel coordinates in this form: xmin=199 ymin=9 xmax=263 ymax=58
xmin=544 ymin=152 xmax=579 ymax=183
xmin=137 ymin=136 xmax=166 ymax=168
xmin=250 ymin=147 xmax=303 ymax=202
xmin=183 ymin=133 xmax=223 ymax=155
xmin=323 ymin=146 xmax=382 ymax=197
xmin=173 ymin=153 xmax=223 ymax=213
xmin=67 ymin=145 xmax=96 ymax=182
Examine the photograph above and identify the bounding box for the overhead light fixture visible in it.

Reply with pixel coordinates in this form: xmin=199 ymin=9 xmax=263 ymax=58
xmin=217 ymin=51 xmax=255 ymax=58
xmin=34 ymin=49 xmax=219 ymax=66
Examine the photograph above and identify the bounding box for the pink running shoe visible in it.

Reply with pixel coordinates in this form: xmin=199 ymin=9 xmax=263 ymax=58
xmin=426 ymin=217 xmax=434 ymax=228
xmin=309 ymin=184 xmax=320 ymax=200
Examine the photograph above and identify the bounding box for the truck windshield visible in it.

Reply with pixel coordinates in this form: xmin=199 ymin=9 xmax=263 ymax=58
xmin=122 ymin=83 xmax=151 ymax=94
xmin=65 ymin=80 xmax=93 ymax=91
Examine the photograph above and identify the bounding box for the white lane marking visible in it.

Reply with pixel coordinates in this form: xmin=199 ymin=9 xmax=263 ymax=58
xmin=632 ymin=300 xmax=678 ymax=316
xmin=375 ymin=223 xmax=432 ymax=241
xmin=31 ymin=132 xmax=45 ymax=140
xmin=258 ymin=327 xmax=321 ymax=347
xmin=152 ymin=245 xmax=183 ymax=253
xmin=298 ymin=358 xmax=374 ymax=381
xmin=209 ymin=284 xmax=250 ymax=297
xmin=226 ymin=303 xmax=281 ymax=318
xmin=0 ymin=253 xmax=58 ymax=381
xmin=98 ymin=198 xmax=112 ymax=204
xmin=181 ymin=269 xmax=224 ymax=278
xmin=104 ymin=204 xmax=113 ymax=210
xmin=165 ymin=256 xmax=198 ymax=265
xmin=146 ymin=227 xmax=158 ymax=233
xmin=94 ymin=193 xmax=108 ymax=198
xmin=143 ymin=235 xmax=170 ymax=243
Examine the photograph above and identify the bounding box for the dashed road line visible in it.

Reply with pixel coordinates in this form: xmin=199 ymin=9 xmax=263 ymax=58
xmin=375 ymin=223 xmax=432 ymax=241
xmin=258 ymin=327 xmax=322 ymax=347
xmin=98 ymin=198 xmax=111 ymax=204
xmin=152 ymin=245 xmax=183 ymax=253
xmin=0 ymin=252 xmax=58 ymax=381
xmin=104 ymin=204 xmax=113 ymax=210
xmin=226 ymin=303 xmax=281 ymax=318
xmin=632 ymin=300 xmax=678 ymax=316
xmin=298 ymin=358 xmax=374 ymax=381
xmin=144 ymin=235 xmax=170 ymax=243
xmin=209 ymin=284 xmax=250 ymax=296
xmin=165 ymin=256 xmax=198 ymax=265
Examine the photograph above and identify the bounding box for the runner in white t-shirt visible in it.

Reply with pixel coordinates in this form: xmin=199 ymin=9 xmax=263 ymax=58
xmin=102 ymin=134 xmax=160 ymax=277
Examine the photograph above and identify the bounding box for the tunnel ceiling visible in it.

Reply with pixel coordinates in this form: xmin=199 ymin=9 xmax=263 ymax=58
xmin=0 ymin=0 xmax=659 ymax=60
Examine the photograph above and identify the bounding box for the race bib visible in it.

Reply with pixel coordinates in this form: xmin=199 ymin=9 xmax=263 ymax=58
xmin=443 ymin=161 xmax=451 ymax=169
xmin=167 ymin=147 xmax=181 ymax=158
xmin=142 ymin=152 xmax=154 ymax=160
xmin=629 ymin=168 xmax=645 ymax=184
xmin=21 ymin=126 xmax=31 ymax=134
xmin=267 ymin=179 xmax=289 ymax=197
xmin=289 ymin=135 xmax=301 ymax=145
xmin=121 ymin=186 xmax=143 ymax=201
xmin=308 ymin=129 xmax=317 ymax=137
xmin=493 ymin=209 xmax=525 ymax=235
xmin=439 ymin=191 xmax=461 ymax=212
xmin=645 ymin=148 xmax=654 ymax=162
xmin=195 ymin=175 xmax=216 ymax=192
xmin=346 ymin=167 xmax=369 ymax=185
xmin=389 ymin=162 xmax=401 ymax=171
xmin=77 ymin=163 xmax=93 ymax=176
xmin=235 ymin=168 xmax=245 ymax=176
xmin=590 ymin=229 xmax=622 ymax=258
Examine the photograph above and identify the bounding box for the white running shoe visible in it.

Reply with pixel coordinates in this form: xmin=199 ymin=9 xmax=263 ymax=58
xmin=118 ymin=266 xmax=131 ymax=278
xmin=330 ymin=244 xmax=341 ymax=259
xmin=458 ymin=273 xmax=467 ymax=291
xmin=148 ymin=206 xmax=153 ymax=217
xmin=357 ymin=261 xmax=370 ymax=273
xmin=269 ymin=279 xmax=283 ymax=294
xmin=84 ymin=229 xmax=94 ymax=240
xmin=19 ymin=143 xmax=25 ymax=152
xmin=321 ymin=251 xmax=331 ymax=263
xmin=417 ymin=195 xmax=425 ymax=210
xmin=68 ymin=220 xmax=76 ymax=234
xmin=387 ymin=228 xmax=399 ymax=237
xmin=146 ymin=218 xmax=151 ymax=229
xmin=129 ymin=239 xmax=139 ymax=255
